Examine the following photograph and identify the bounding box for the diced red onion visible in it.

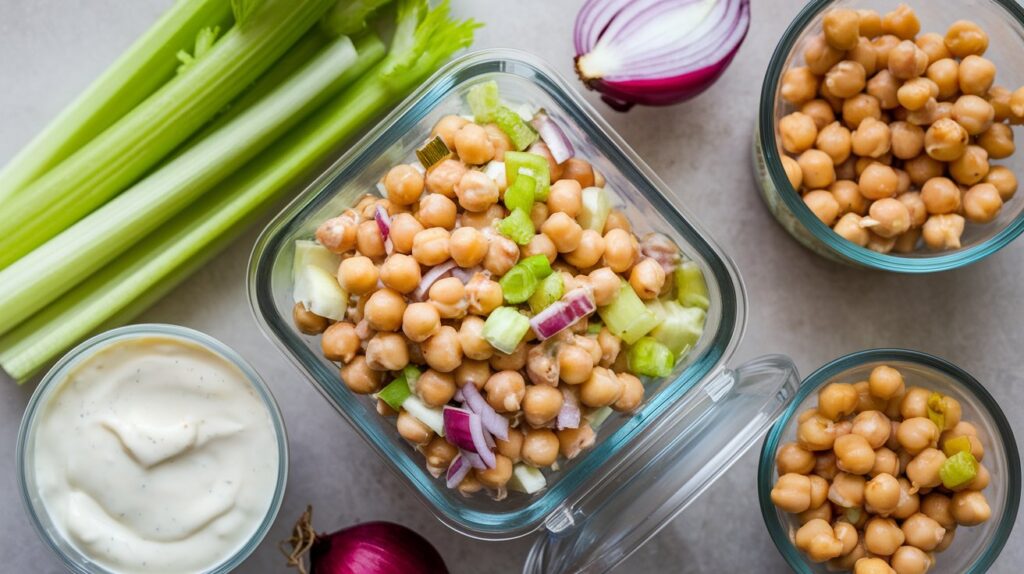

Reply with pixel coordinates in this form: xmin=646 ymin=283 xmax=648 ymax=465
xmin=442 ymin=406 xmax=495 ymax=468
xmin=412 ymin=260 xmax=457 ymax=301
xmin=574 ymin=0 xmax=750 ymax=111
xmin=557 ymin=387 xmax=581 ymax=430
xmin=450 ymin=265 xmax=482 ymax=284
xmin=375 ymin=206 xmax=394 ymax=255
xmin=453 ymin=388 xmax=464 ymax=403
xmin=530 ymin=288 xmax=597 ymax=340
xmin=483 ymin=428 xmax=495 ymax=449
xmin=460 ymin=450 xmax=486 ymax=470
xmin=375 ymin=182 xmax=387 ymax=196
xmin=639 ymin=232 xmax=681 ymax=274
xmin=446 ymin=455 xmax=471 ymax=488
xmin=530 ymin=112 xmax=575 ymax=164
xmin=460 ymin=383 xmax=509 ymax=441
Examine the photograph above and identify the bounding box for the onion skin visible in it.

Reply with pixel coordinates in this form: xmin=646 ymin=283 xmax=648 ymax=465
xmin=310 ymin=522 xmax=449 ymax=574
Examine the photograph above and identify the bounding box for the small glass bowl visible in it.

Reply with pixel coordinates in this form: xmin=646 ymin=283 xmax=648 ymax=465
xmin=758 ymin=349 xmax=1020 ymax=573
xmin=754 ymin=0 xmax=1024 ymax=272
xmin=16 ymin=324 xmax=289 ymax=574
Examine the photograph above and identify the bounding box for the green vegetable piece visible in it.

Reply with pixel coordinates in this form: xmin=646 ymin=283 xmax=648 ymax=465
xmin=587 ymin=320 xmax=603 ymax=334
xmin=927 ymin=392 xmax=946 ymax=431
xmin=675 ymin=261 xmax=710 ymax=310
xmin=943 ymin=435 xmax=973 ymax=457
xmin=597 ymin=281 xmax=662 ymax=344
xmin=940 ymin=451 xmax=979 ymax=489
xmin=377 ymin=373 xmax=412 ymax=411
xmin=500 ymin=265 xmax=539 ymax=304
xmin=628 ymin=337 xmax=676 ymax=378
xmin=467 ymin=80 xmax=501 ymax=123
xmin=529 ymin=272 xmax=564 ymax=314
xmin=403 ymin=364 xmax=422 ymax=391
xmin=649 ymin=299 xmax=706 ymax=356
xmin=585 ymin=406 xmax=613 ymax=428
xmin=578 ymin=186 xmax=611 ymax=232
xmin=505 ymin=151 xmax=550 ymax=200
xmin=519 ymin=255 xmax=553 ymax=280
xmin=503 ymin=173 xmax=536 ymax=212
xmin=497 ymin=208 xmax=535 ymax=245
xmin=483 ymin=307 xmax=531 ymax=354
xmin=495 ymin=106 xmax=538 ymax=151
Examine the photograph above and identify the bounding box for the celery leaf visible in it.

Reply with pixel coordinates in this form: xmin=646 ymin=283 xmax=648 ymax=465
xmin=321 ymin=0 xmax=394 ymax=36
xmin=176 ymin=26 xmax=221 ymax=75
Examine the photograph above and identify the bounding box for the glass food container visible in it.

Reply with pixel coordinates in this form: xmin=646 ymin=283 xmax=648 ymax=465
xmin=754 ymin=0 xmax=1024 ymax=272
xmin=249 ymin=50 xmax=801 ymax=573
xmin=17 ymin=324 xmax=289 ymax=574
xmin=758 ymin=349 xmax=1020 ymax=573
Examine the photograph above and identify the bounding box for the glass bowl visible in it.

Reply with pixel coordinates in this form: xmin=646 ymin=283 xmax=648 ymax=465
xmin=754 ymin=0 xmax=1024 ymax=272
xmin=758 ymin=349 xmax=1020 ymax=573
xmin=249 ymin=49 xmax=802 ymax=573
xmin=16 ymin=324 xmax=289 ymax=574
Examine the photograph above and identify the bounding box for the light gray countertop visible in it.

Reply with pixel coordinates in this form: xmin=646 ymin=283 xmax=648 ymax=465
xmin=1 ymin=1 xmax=1022 ymax=572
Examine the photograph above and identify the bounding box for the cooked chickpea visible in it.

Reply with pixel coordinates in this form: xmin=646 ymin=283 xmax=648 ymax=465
xmin=338 ymin=255 xmax=378 ymax=296
xmin=629 ymin=257 xmax=666 ymax=300
xmin=989 ymin=85 xmax=1013 ymax=121
xmin=457 ymin=471 xmax=483 ymax=495
xmin=950 ymin=145 xmax=990 ymax=187
xmin=844 ymin=94 xmax=883 ymax=128
xmin=805 ymin=34 xmax=846 ymax=76
xmin=864 ymin=71 xmax=899 ymax=113
xmin=482 ymin=123 xmax=513 ymax=162
xmin=873 ymin=34 xmax=901 ymax=68
xmin=831 ymin=180 xmax=868 ymax=215
xmin=388 ymin=212 xmax=424 ymax=254
xmin=888 ymin=40 xmax=928 ymax=80
xmin=978 ymin=124 xmax=1015 ymax=160
xmin=443 ymin=230 xmax=485 ymax=270
xmin=316 ymin=211 xmax=359 ymax=254
xmin=984 ymin=165 xmax=1017 ymax=200
xmin=802 ymin=99 xmax=836 ymax=130
xmin=353 ymin=220 xmax=385 ymax=259
xmin=892 ymin=546 xmax=932 ymax=574
xmin=959 ymin=55 xmax=996 ymax=96
xmin=1011 ymin=87 xmax=1024 ymax=121
xmin=455 ymin=359 xmax=491 ymax=390
xmin=579 ymin=366 xmax=623 ymax=408
xmin=882 ymin=4 xmax=920 ymax=40
xmin=832 ymin=213 xmax=869 ymax=246
xmin=829 ymin=472 xmax=867 ymax=508
xmin=564 ymin=229 xmax=606 ymax=269
xmin=897 ymin=417 xmax=940 ymax=455
xmin=963 ymin=182 xmax=1003 ymax=223
xmin=951 ymin=490 xmax=991 ymax=526
xmin=424 ymin=436 xmax=458 ymax=471
xmin=457 ymin=315 xmax=492 ymax=361
xmin=907 ymin=448 xmax=947 ymax=489
xmin=951 ymin=95 xmax=995 ymax=138
xmin=774 ymin=442 xmax=815 ymax=475
xmin=407 ymin=369 xmax=453 ymax=408
xmin=427 ymin=277 xmax=465 ymax=319
xmin=920 ymin=493 xmax=956 ymax=531
xmin=425 ymin=159 xmax=467 ymax=198
xmin=851 ymin=411 xmax=891 ymax=449
xmin=454 ymin=123 xmax=495 ymax=165
xmin=521 ymin=428 xmax=560 ymax=467
xmin=451 ymin=170 xmax=497 ymax=213
xmin=483 ymin=234 xmax=519 ymax=276
xmin=364 ymin=288 xmax=406 ymax=332
xmin=528 ymin=201 xmax=550 ymax=230
xmin=318 ymin=322 xmax=359 ymax=363
xmin=402 ymin=302 xmax=440 ymax=343
xmin=556 ymin=344 xmax=593 ymax=386
xmin=411 ymin=227 xmax=451 ymax=266
xmin=815 ymin=122 xmax=852 ymax=165
xmin=780 ymin=112 xmax=819 ymax=154
xmin=912 ymin=32 xmax=949 ymax=62
xmin=894 ymin=477 xmax=921 ymax=519
xmin=795 ymin=519 xmax=844 ymax=562
xmin=384 ymin=164 xmax=424 ymax=206
xmin=461 ymin=203 xmax=506 ymax=230
xmin=485 ymin=370 xmax=525 ymax=413
xmin=900 ymin=390 xmax=930 ymax=420
xmin=946 ymin=20 xmax=989 ymax=58
xmin=476 ymin=454 xmax=513 ymax=489
xmin=417 ymin=192 xmax=457 ymax=230
xmin=612 ymin=372 xmax=644 ymax=412
xmin=521 ymin=233 xmax=556 ymax=264
xmin=422 ymin=325 xmax=461 ymax=373
xmin=920 ymin=177 xmax=960 ymax=215
xmin=340 ymin=355 xmax=383 ymax=394
xmin=466 ymin=274 xmax=503 ymax=315
xmin=782 ymin=68 xmax=821 ymax=106
xmin=823 ymin=8 xmax=860 ymax=50
xmin=864 ymin=473 xmax=900 ymax=515
xmin=824 ymin=61 xmax=867 ymax=100
xmin=523 ymin=384 xmax=564 ymax=427
xmin=585 ymin=268 xmax=618 ymax=308
xmin=863 ymin=198 xmax=911 ymax=238
xmin=557 ymin=423 xmax=596 ymax=460
xmin=903 ymin=154 xmax=943 ymax=188
xmin=773 ymin=472 xmax=813 ymax=513
xmin=896 ymin=192 xmax=927 ymax=229
xmin=864 ymin=516 xmax=906 ymax=557
xmin=547 ymin=179 xmax=583 ymax=218
xmin=539 ymin=212 xmax=583 ymax=254
xmin=852 ymin=118 xmax=892 ymax=159
xmin=379 ymin=253 xmax=421 ymax=294
xmin=397 ymin=410 xmax=433 ymax=445
xmin=925 ymin=118 xmax=969 ymax=162
xmin=925 ymin=58 xmax=959 ymax=100
xmin=900 ymin=513 xmax=947 ymax=552
xmin=798 ymin=149 xmax=837 ymax=189
xmin=835 ymin=434 xmax=877 ymax=475
xmin=603 ymin=210 xmax=630 ymax=234
xmin=431 ymin=115 xmax=468 ymax=148
xmin=561 ymin=158 xmax=595 ymax=188
xmin=799 ymin=414 xmax=838 ymax=451
xmin=897 ymin=78 xmax=936 ymax=112
xmin=859 ymin=163 xmax=900 ymax=200
xmin=293 ymin=302 xmax=328 ymax=335
xmin=527 ymin=142 xmax=564 ymax=183
xmin=496 ymin=427 xmax=523 ymax=462
xmin=365 ymin=332 xmax=409 ymax=371
xmin=490 ymin=341 xmax=527 ymax=372
xmin=922 ymin=213 xmax=966 ymax=250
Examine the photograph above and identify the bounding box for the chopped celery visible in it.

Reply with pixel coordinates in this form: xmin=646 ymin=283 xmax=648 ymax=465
xmin=585 ymin=406 xmax=613 ymax=428
xmin=940 ymin=451 xmax=979 ymax=489
xmin=943 ymin=436 xmax=973 ymax=457
xmin=293 ymin=240 xmax=341 ymax=278
xmin=404 ymin=364 xmax=422 ymax=389
xmin=529 ymin=272 xmax=564 ymax=314
xmin=467 ymin=80 xmax=500 ymax=123
xmin=519 ymin=255 xmax=553 ymax=280
xmin=294 ymin=265 xmax=349 ymax=321
xmin=597 ymin=282 xmax=662 ymax=344
xmin=927 ymin=392 xmax=946 ymax=430
xmin=578 ymin=186 xmax=611 ymax=231
xmin=503 ymin=173 xmax=536 ymax=212
xmin=403 ymin=396 xmax=445 ymax=436
xmin=497 ymin=208 xmax=535 ymax=245
xmin=676 ymin=261 xmax=710 ymax=310
xmin=499 ymin=265 xmax=539 ymax=304
xmin=505 ymin=151 xmax=550 ymax=200
xmin=628 ymin=337 xmax=675 ymax=377
xmin=483 ymin=307 xmax=531 ymax=354
xmin=587 ymin=320 xmax=603 ymax=334
xmin=509 ymin=464 xmax=547 ymax=494
xmin=649 ymin=300 xmax=705 ymax=356
xmin=377 ymin=373 xmax=412 ymax=411
xmin=495 ymin=105 xmax=538 ymax=150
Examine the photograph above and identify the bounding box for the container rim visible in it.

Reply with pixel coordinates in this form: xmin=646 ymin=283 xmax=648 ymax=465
xmin=15 ymin=324 xmax=289 ymax=574
xmin=756 ymin=348 xmax=1021 ymax=573
xmin=758 ymin=0 xmax=1024 ymax=273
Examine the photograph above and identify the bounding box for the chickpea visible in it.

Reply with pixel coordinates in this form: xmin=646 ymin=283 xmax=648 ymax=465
xmin=815 ymin=121 xmax=852 ymax=165
xmin=579 ymin=366 xmax=623 ymax=408
xmin=411 ymin=227 xmax=451 ymax=266
xmin=820 ymin=81 xmax=845 ymax=113
xmin=523 ymin=384 xmax=564 ymax=427
xmin=922 ymin=214 xmax=966 ymax=250
xmin=388 ymin=212 xmax=424 ymax=255
xmin=424 ymin=436 xmax=458 ymax=472
xmin=774 ymin=442 xmax=815 ymax=476
xmin=849 ymin=37 xmax=879 ymax=76
xmin=485 ymin=370 xmax=526 ymax=413
xmin=528 ymin=142 xmax=565 ymax=183
xmin=363 ymin=288 xmax=405 ymax=332
xmin=466 ymin=274 xmax=503 ymax=315
xmin=822 ymin=8 xmax=860 ymax=50
xmin=558 ymin=423 xmax=596 ymax=460
xmin=859 ymin=163 xmax=899 ymax=200
xmin=882 ymin=4 xmax=920 ymax=40
xmin=852 ymin=118 xmax=892 ymax=159
xmin=427 ymin=277 xmax=465 ymax=319
xmin=397 ymin=410 xmax=433 ymax=445
xmin=854 ymin=557 xmax=896 ymax=574
xmin=483 ymin=234 xmax=520 ymax=276
xmin=455 ymin=316 xmax=491 ymax=362
xmin=918 ymin=494 xmax=956 ymax=531
xmin=603 ymin=210 xmax=631 ymax=234
xmin=629 ymin=257 xmax=666 ymax=300
xmin=888 ymin=40 xmax=928 ymax=80
xmin=802 ymin=99 xmax=837 ymax=130
xmin=950 ymin=95 xmax=995 ymax=139
xmin=830 ymin=180 xmax=868 ymax=216
xmin=521 ymin=233 xmax=557 ymax=265
xmin=535 ymin=213 xmax=582 ymax=255
xmin=441 ymin=232 xmax=486 ymax=272
xmin=353 ymin=220 xmax=385 ymax=259
xmin=984 ymin=165 xmax=1017 ymax=200
xmin=411 ymin=370 xmax=454 ymax=408
xmin=401 ymin=302 xmax=440 ymax=343
xmin=829 ymin=472 xmax=866 ymax=508
xmin=988 ymin=85 xmax=1012 ymax=122
xmin=835 ymin=434 xmax=877 ymax=475
xmin=799 ymin=414 xmax=838 ymax=451
xmin=365 ymin=332 xmax=409 ymax=371
xmin=417 ymin=193 xmax=457 ymax=230
xmin=865 ymin=472 xmax=901 ymax=515
xmin=898 ymin=513 xmax=946 ymax=553
xmin=925 ymin=58 xmax=959 ymax=100
xmin=897 ymin=192 xmax=927 ymax=229
xmin=383 ymin=164 xmax=425 ymax=206
xmin=833 ymin=521 xmax=859 ymax=557
xmin=907 ymin=448 xmax=947 ymax=489
xmin=378 ymin=253 xmax=420 ymax=294
xmin=894 ymin=477 xmax=921 ymax=519
xmin=925 ymin=118 xmax=969 ymax=162
xmin=866 ymin=231 xmax=897 ymax=254
xmin=892 ymin=546 xmax=932 ymax=574
xmin=834 ymin=419 xmax=854 ymax=439
xmin=884 ymin=122 xmax=922 ymax=161
xmin=904 ymin=154 xmax=944 ymax=187
xmin=967 ymin=463 xmax=991 ymax=491
xmin=583 ymin=268 xmax=617 ymax=309
xmin=824 ymin=61 xmax=867 ymax=99
xmin=453 ymin=361 xmax=490 ymax=393
xmin=897 ymin=78 xmax=936 ymax=112
xmin=483 ymin=124 xmax=513 ymax=161
xmin=817 ymin=382 xmax=857 ymax=420
xmin=873 ymin=34 xmax=901 ymax=68
xmin=951 ymin=490 xmax=991 ymax=526
xmin=779 ymin=66 xmax=819 ymax=106
xmin=780 ymin=112 xmax=819 ymax=154
xmin=959 ymin=55 xmax=996 ymax=96
xmin=863 ymin=198 xmax=911 ymax=238
xmin=490 ymin=341 xmax=527 ymax=371
xmin=293 ymin=302 xmax=328 ymax=335
xmin=565 ymin=229 xmax=606 ymax=269
xmin=946 ymin=20 xmax=989 ymax=58
xmin=978 ymin=123 xmax=1015 ymax=160
xmin=453 ymin=123 xmax=495 ymax=166
xmin=963 ymin=182 xmax=1003 ymax=223
xmin=816 ymin=450 xmax=839 ymax=480
xmin=477 ymin=454 xmax=513 ymax=489
xmin=850 ymin=411 xmax=890 ymax=449
xmin=919 ymin=177 xmax=960 ymax=215
xmin=316 ymin=211 xmax=359 ymax=254
xmin=431 ymin=115 xmax=469 ymax=148
xmin=546 ymin=179 xmax=583 ymax=218
xmin=614 ymin=372 xmax=644 ymax=412
xmin=446 ymin=173 xmax=498 ymax=218
xmin=912 ymin=32 xmax=949 ymax=62
xmin=950 ymin=145 xmax=990 ymax=186
xmin=340 ymin=355 xmax=383 ymax=394
xmin=457 ymin=471 xmax=483 ymax=496
xmin=897 ymin=417 xmax=940 ymax=455
xmin=798 ymin=149 xmax=837 ymax=189
xmin=337 ymin=256 xmax=377 ymax=296
xmin=521 ymin=428 xmax=560 ymax=467
xmin=561 ymin=158 xmax=596 ymax=188
xmin=1011 ymin=87 xmax=1024 ymax=121
xmin=844 ymin=94 xmax=883 ymax=128
xmin=805 ymin=34 xmax=846 ymax=76
xmin=795 ymin=519 xmax=844 ymax=562
xmin=865 ymin=516 xmax=906 ymax=557
xmin=781 ymin=155 xmax=804 ymax=192
xmin=556 ymin=344 xmax=593 ymax=385
xmin=425 ymin=159 xmax=467 ymax=198
xmin=496 ymin=427 xmax=523 ymax=462
xmin=422 ymin=325 xmax=462 ymax=373
xmin=461 ymin=203 xmax=506 ymax=230
xmin=833 ymin=214 xmax=870 ymax=246
xmin=529 ymin=201 xmax=549 ymax=230
xmin=808 ymin=474 xmax=830 ymax=510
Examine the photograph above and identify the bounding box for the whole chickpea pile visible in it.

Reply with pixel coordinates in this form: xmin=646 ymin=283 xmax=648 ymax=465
xmin=294 ymin=109 xmax=686 ymax=498
xmin=779 ymin=5 xmax=1023 ymax=253
xmin=771 ymin=365 xmax=992 ymax=574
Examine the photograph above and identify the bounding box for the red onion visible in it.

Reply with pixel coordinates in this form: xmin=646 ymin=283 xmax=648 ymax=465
xmin=460 ymin=450 xmax=486 ymax=470
xmin=446 ymin=455 xmax=470 ymax=488
xmin=530 ymin=112 xmax=574 ymax=163
xmin=574 ymin=0 xmax=750 ymax=111
xmin=557 ymin=387 xmax=581 ymax=430
xmin=281 ymin=506 xmax=448 ymax=574
xmin=459 ymin=382 xmax=509 ymax=440
xmin=450 ymin=265 xmax=483 ymax=284
xmin=411 ymin=260 xmax=456 ymax=301
xmin=530 ymin=287 xmax=596 ymax=340
xmin=639 ymin=232 xmax=682 ymax=274
xmin=442 ymin=406 xmax=496 ymax=468
xmin=374 ymin=206 xmax=393 ymax=255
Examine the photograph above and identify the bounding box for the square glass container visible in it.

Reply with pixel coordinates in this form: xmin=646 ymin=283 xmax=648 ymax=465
xmin=248 ymin=50 xmax=800 ymax=573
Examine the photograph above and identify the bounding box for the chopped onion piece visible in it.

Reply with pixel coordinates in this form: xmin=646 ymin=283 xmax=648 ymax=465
xmin=375 ymin=181 xmax=387 ymax=196
xmin=442 ymin=406 xmax=495 ymax=468
xmin=446 ymin=455 xmax=471 ymax=488
xmin=557 ymin=387 xmax=581 ymax=430
xmin=530 ymin=112 xmax=574 ymax=164
xmin=461 ymin=382 xmax=509 ymax=440
xmin=375 ymin=205 xmax=394 ymax=255
xmin=530 ymin=287 xmax=596 ymax=340
xmin=412 ymin=260 xmax=457 ymax=301
xmin=450 ymin=265 xmax=482 ymax=284
xmin=460 ymin=450 xmax=486 ymax=470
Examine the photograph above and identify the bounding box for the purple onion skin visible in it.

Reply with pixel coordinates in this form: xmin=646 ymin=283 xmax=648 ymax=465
xmin=311 ymin=522 xmax=449 ymax=574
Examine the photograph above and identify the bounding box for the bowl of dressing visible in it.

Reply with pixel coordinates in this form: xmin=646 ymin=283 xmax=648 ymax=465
xmin=16 ymin=324 xmax=288 ymax=574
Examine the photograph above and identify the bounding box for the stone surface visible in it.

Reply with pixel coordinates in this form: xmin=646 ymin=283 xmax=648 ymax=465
xmin=1 ymin=1 xmax=1021 ymax=572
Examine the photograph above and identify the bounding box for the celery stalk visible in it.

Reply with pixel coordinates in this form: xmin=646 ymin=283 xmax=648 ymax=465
xmin=0 ymin=0 xmax=336 ymax=269
xmin=321 ymin=0 xmax=394 ymax=36
xmin=0 ymin=34 xmax=367 ymax=336
xmin=0 ymin=0 xmax=234 ymax=203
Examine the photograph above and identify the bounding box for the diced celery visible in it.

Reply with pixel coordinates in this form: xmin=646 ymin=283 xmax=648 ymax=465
xmin=676 ymin=261 xmax=710 ymax=310
xmin=585 ymin=406 xmax=613 ymax=428
xmin=495 ymin=105 xmax=538 ymax=150
xmin=403 ymin=396 xmax=445 ymax=436
xmin=597 ymin=282 xmax=662 ymax=344
xmin=377 ymin=373 xmax=412 ymax=411
xmin=497 ymin=208 xmax=535 ymax=245
xmin=628 ymin=337 xmax=675 ymax=377
xmin=943 ymin=436 xmax=973 ymax=457
xmin=503 ymin=173 xmax=536 ymax=212
xmin=529 ymin=272 xmax=564 ymax=314
xmin=927 ymin=392 xmax=946 ymax=431
xmin=404 ymin=364 xmax=422 ymax=388
xmin=587 ymin=320 xmax=603 ymax=334
xmin=483 ymin=307 xmax=531 ymax=354
xmin=649 ymin=299 xmax=705 ymax=356
xmin=293 ymin=240 xmax=341 ymax=278
xmin=505 ymin=150 xmax=550 ymax=201
xmin=519 ymin=255 xmax=553 ymax=280
xmin=509 ymin=464 xmax=547 ymax=494
xmin=940 ymin=451 xmax=979 ymax=489
xmin=467 ymin=80 xmax=500 ymax=123
xmin=294 ymin=265 xmax=349 ymax=321
xmin=499 ymin=265 xmax=539 ymax=304
xmin=578 ymin=186 xmax=611 ymax=231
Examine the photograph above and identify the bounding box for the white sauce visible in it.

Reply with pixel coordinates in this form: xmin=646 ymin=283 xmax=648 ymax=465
xmin=34 ymin=336 xmax=280 ymax=574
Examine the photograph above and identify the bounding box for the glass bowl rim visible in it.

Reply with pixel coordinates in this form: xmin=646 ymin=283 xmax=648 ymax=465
xmin=758 ymin=0 xmax=1024 ymax=273
xmin=756 ymin=347 xmax=1021 ymax=573
xmin=15 ymin=323 xmax=290 ymax=574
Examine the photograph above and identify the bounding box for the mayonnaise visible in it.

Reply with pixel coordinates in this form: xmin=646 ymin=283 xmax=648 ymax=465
xmin=33 ymin=335 xmax=281 ymax=574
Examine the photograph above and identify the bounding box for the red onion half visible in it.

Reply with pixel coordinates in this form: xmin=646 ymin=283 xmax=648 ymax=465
xmin=574 ymin=0 xmax=750 ymax=111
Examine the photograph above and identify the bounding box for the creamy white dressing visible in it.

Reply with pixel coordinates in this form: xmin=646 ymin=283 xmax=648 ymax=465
xmin=33 ymin=336 xmax=280 ymax=574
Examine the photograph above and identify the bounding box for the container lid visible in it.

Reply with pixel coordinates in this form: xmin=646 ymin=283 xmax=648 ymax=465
xmin=522 ymin=354 xmax=800 ymax=574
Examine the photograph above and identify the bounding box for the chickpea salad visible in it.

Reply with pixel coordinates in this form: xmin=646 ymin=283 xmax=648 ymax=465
xmin=289 ymin=81 xmax=710 ymax=499
xmin=771 ymin=365 xmax=992 ymax=573
xmin=779 ymin=5 xmax=1021 ymax=254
